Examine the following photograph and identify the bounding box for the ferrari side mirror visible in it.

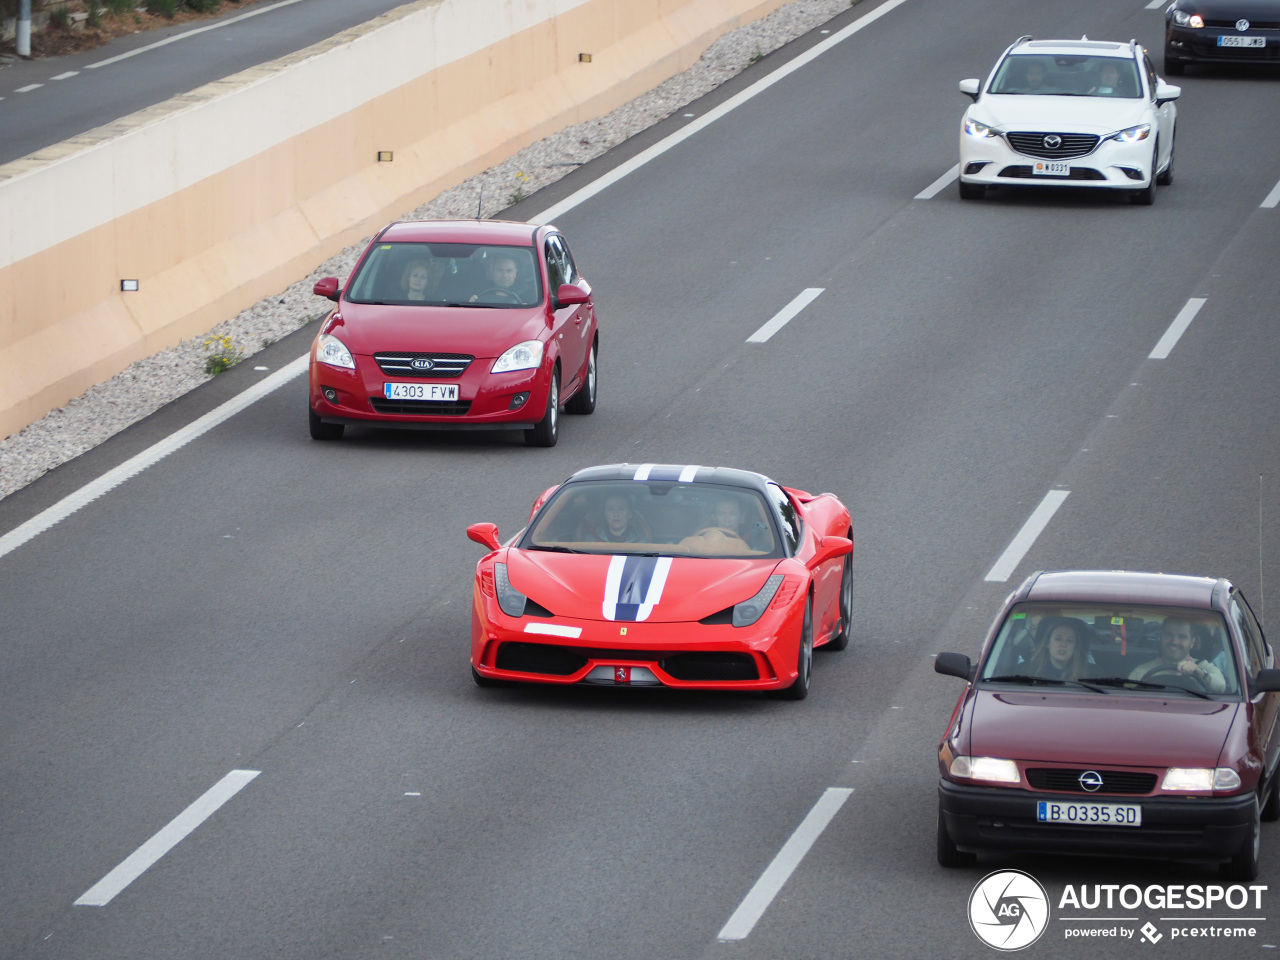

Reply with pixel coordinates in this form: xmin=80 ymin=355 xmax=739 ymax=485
xmin=466 ymin=523 xmax=501 ymax=551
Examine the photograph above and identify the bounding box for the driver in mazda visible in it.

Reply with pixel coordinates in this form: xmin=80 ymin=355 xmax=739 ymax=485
xmin=1128 ymin=617 xmax=1226 ymax=692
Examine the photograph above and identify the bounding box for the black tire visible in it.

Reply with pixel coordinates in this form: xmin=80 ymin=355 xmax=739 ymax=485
xmin=471 ymin=665 xmax=514 ymax=688
xmin=937 ymin=806 xmax=977 ymax=868
xmin=564 ymin=340 xmax=597 ymax=415
xmin=524 ymin=369 xmax=560 ymax=447
xmin=958 ymin=180 xmax=985 ymax=200
xmin=825 ymin=549 xmax=854 ymax=652
xmin=308 ymin=406 xmax=344 ymax=440
xmin=1222 ymin=797 xmax=1261 ymax=881
xmin=1156 ymin=132 xmax=1175 ymax=186
xmin=1262 ymin=772 xmax=1280 ymax=822
xmin=778 ymin=596 xmax=814 ymax=700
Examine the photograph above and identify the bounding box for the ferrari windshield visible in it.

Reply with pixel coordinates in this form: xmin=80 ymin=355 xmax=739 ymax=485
xmin=521 ymin=480 xmax=782 ymax=558
xmin=345 ymin=242 xmax=543 ymax=307
xmin=990 ymin=54 xmax=1143 ymax=98
xmin=980 ymin=602 xmax=1242 ymax=699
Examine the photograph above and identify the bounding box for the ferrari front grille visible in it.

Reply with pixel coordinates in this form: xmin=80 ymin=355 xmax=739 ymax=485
xmin=373 ymin=352 xmax=473 ymax=378
xmin=659 ymin=652 xmax=758 ymax=681
xmin=495 ymin=642 xmax=587 ymax=676
xmin=1005 ymin=132 xmax=1100 ymax=160
xmin=1025 ymin=768 xmax=1157 ymax=795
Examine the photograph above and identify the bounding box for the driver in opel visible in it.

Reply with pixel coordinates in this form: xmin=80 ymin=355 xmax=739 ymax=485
xmin=1128 ymin=617 xmax=1226 ymax=692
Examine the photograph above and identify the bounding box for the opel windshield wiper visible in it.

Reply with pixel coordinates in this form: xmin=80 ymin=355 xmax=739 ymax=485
xmin=985 ymin=675 xmax=1107 ymax=693
xmin=1085 ymin=677 xmax=1213 ymax=700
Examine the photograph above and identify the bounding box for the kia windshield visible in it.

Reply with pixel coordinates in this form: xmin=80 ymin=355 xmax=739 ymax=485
xmin=346 ymin=242 xmax=542 ymax=307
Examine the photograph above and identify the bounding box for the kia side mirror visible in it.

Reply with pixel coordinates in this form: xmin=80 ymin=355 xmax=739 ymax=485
xmin=807 ymin=536 xmax=853 ymax=570
xmin=935 ymin=652 xmax=974 ymax=682
xmin=555 ymin=282 xmax=591 ymax=307
xmin=959 ymin=78 xmax=980 ymax=101
xmin=313 ymin=277 xmax=341 ymax=302
xmin=466 ymin=523 xmax=501 ymax=551
xmin=1155 ymin=82 xmax=1181 ymax=105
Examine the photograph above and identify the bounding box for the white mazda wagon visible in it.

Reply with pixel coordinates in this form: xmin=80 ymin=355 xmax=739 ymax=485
xmin=957 ymin=38 xmax=1180 ymax=205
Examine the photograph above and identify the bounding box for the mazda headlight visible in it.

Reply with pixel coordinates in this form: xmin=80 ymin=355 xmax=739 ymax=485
xmin=1110 ymin=123 xmax=1151 ymax=144
xmin=964 ymin=117 xmax=998 ymax=139
xmin=1173 ymin=11 xmax=1204 ymax=28
xmin=316 ymin=334 xmax=355 ymax=370
xmin=1161 ymin=767 xmax=1241 ymax=792
xmin=492 ymin=340 xmax=544 ymax=374
xmin=949 ymin=756 xmax=1021 ymax=784
xmin=493 ymin=563 xmax=528 ymax=617
xmin=732 ymin=575 xmax=784 ymax=627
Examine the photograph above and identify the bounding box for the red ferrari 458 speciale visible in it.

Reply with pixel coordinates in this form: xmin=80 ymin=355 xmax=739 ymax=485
xmin=467 ymin=464 xmax=853 ymax=698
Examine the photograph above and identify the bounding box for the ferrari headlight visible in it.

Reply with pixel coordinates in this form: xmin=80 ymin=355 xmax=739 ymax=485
xmin=949 ymin=756 xmax=1021 ymax=784
xmin=733 ymin=574 xmax=784 ymax=627
xmin=1173 ymin=11 xmax=1204 ymax=28
xmin=492 ymin=340 xmax=544 ymax=374
xmin=1161 ymin=767 xmax=1241 ymax=792
xmin=493 ymin=563 xmax=528 ymax=617
xmin=1112 ymin=123 xmax=1151 ymax=144
xmin=964 ymin=117 xmax=998 ymax=139
xmin=316 ymin=334 xmax=355 ymax=370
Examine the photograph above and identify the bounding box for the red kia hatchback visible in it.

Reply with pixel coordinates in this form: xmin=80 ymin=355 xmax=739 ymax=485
xmin=308 ymin=220 xmax=598 ymax=446
xmin=935 ymin=570 xmax=1280 ymax=880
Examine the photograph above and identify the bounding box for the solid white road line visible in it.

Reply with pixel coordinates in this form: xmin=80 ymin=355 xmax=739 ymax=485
xmin=74 ymin=770 xmax=260 ymax=906
xmin=717 ymin=787 xmax=853 ymax=941
xmin=1262 ymin=177 xmax=1280 ymax=209
xmin=915 ymin=164 xmax=960 ymax=200
xmin=86 ymin=0 xmax=307 ymax=69
xmin=746 ymin=288 xmax=824 ymax=343
xmin=984 ymin=490 xmax=1070 ymax=582
xmin=529 ymin=0 xmax=915 ymax=225
xmin=0 ymin=356 xmax=307 ymax=563
xmin=1149 ymin=297 xmax=1206 ymax=359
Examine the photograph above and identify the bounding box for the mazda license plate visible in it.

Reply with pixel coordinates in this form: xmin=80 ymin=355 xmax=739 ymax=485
xmin=384 ymin=382 xmax=459 ymax=401
xmin=1032 ymin=161 xmax=1070 ymax=176
xmin=1037 ymin=801 xmax=1141 ymax=826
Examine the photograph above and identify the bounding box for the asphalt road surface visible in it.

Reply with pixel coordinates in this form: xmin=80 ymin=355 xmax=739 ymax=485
xmin=0 ymin=0 xmax=414 ymax=166
xmin=3 ymin=0 xmax=1280 ymax=957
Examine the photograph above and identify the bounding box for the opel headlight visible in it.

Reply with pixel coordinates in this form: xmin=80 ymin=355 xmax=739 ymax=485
xmin=1161 ymin=767 xmax=1242 ymax=792
xmin=964 ymin=117 xmax=998 ymax=139
xmin=316 ymin=334 xmax=355 ymax=370
xmin=1111 ymin=123 xmax=1151 ymax=143
xmin=492 ymin=340 xmax=544 ymax=374
xmin=949 ymin=756 xmax=1021 ymax=784
xmin=494 ymin=563 xmax=528 ymax=617
xmin=732 ymin=575 xmax=784 ymax=627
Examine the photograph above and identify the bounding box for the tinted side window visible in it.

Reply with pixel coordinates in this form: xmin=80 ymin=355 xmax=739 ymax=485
xmin=766 ymin=483 xmax=801 ymax=555
xmin=1232 ymin=593 xmax=1269 ymax=680
xmin=557 ymin=236 xmax=579 ymax=285
xmin=1142 ymin=53 xmax=1157 ymax=98
xmin=544 ymin=238 xmax=566 ymax=289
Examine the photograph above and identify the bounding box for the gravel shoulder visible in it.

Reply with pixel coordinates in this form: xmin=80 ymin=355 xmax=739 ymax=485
xmin=0 ymin=0 xmax=853 ymax=501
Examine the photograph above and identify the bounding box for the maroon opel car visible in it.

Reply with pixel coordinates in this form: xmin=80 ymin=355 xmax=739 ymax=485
xmin=308 ymin=219 xmax=598 ymax=447
xmin=935 ymin=570 xmax=1280 ymax=880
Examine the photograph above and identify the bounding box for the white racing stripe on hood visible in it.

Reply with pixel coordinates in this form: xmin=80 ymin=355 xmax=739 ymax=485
xmin=602 ymin=555 xmax=673 ymax=622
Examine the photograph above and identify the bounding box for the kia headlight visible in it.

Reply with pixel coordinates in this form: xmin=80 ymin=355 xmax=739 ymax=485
xmin=1160 ymin=767 xmax=1241 ymax=792
xmin=1111 ymin=123 xmax=1152 ymax=144
xmin=493 ymin=563 xmax=528 ymax=617
xmin=1172 ymin=11 xmax=1204 ymax=28
xmin=732 ymin=575 xmax=784 ymax=627
xmin=316 ymin=334 xmax=355 ymax=370
xmin=492 ymin=340 xmax=544 ymax=374
xmin=964 ymin=117 xmax=998 ymax=139
xmin=949 ymin=756 xmax=1021 ymax=784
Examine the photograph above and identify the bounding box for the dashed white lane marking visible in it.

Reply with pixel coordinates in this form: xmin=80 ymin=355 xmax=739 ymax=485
xmin=1149 ymin=297 xmax=1206 ymax=359
xmin=74 ymin=770 xmax=260 ymax=906
xmin=1262 ymin=177 xmax=1280 ymax=209
xmin=984 ymin=489 xmax=1071 ymax=582
xmin=15 ymin=84 xmax=43 ymax=93
xmin=51 ymin=71 xmax=79 ymax=81
xmin=747 ymin=288 xmax=824 ymax=343
xmin=1144 ymin=0 xmax=1166 ymax=9
xmin=915 ymin=164 xmax=960 ymax=200
xmin=86 ymin=0 xmax=307 ymax=69
xmin=717 ymin=787 xmax=853 ymax=941
xmin=529 ymin=0 xmax=915 ymax=225
xmin=0 ymin=356 xmax=307 ymax=562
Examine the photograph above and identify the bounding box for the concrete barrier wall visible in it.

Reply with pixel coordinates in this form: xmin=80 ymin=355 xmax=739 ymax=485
xmin=0 ymin=0 xmax=788 ymax=440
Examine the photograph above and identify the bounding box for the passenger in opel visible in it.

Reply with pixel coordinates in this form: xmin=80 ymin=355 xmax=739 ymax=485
xmin=1024 ymin=618 xmax=1092 ymax=681
xmin=1128 ymin=617 xmax=1227 ymax=692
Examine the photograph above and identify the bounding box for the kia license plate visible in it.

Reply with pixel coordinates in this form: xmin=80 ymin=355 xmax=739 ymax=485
xmin=384 ymin=382 xmax=459 ymax=401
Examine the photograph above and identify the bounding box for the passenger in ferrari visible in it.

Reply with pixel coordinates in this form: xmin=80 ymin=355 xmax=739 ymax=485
xmin=576 ymin=492 xmax=651 ymax=543
xmin=1128 ymin=617 xmax=1227 ymax=692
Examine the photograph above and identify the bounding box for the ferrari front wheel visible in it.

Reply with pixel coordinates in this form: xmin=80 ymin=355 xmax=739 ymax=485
xmin=825 ymin=549 xmax=853 ymax=651
xmin=778 ymin=596 xmax=813 ymax=700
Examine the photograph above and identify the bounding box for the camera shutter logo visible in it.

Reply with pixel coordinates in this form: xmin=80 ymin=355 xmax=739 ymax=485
xmin=968 ymin=870 xmax=1050 ymax=951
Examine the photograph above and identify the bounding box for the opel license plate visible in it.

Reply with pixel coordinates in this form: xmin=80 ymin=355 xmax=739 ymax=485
xmin=384 ymin=382 xmax=459 ymax=401
xmin=1037 ymin=801 xmax=1141 ymax=826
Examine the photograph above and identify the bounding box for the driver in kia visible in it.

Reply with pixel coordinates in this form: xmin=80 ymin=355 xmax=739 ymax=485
xmin=1128 ymin=617 xmax=1226 ymax=692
